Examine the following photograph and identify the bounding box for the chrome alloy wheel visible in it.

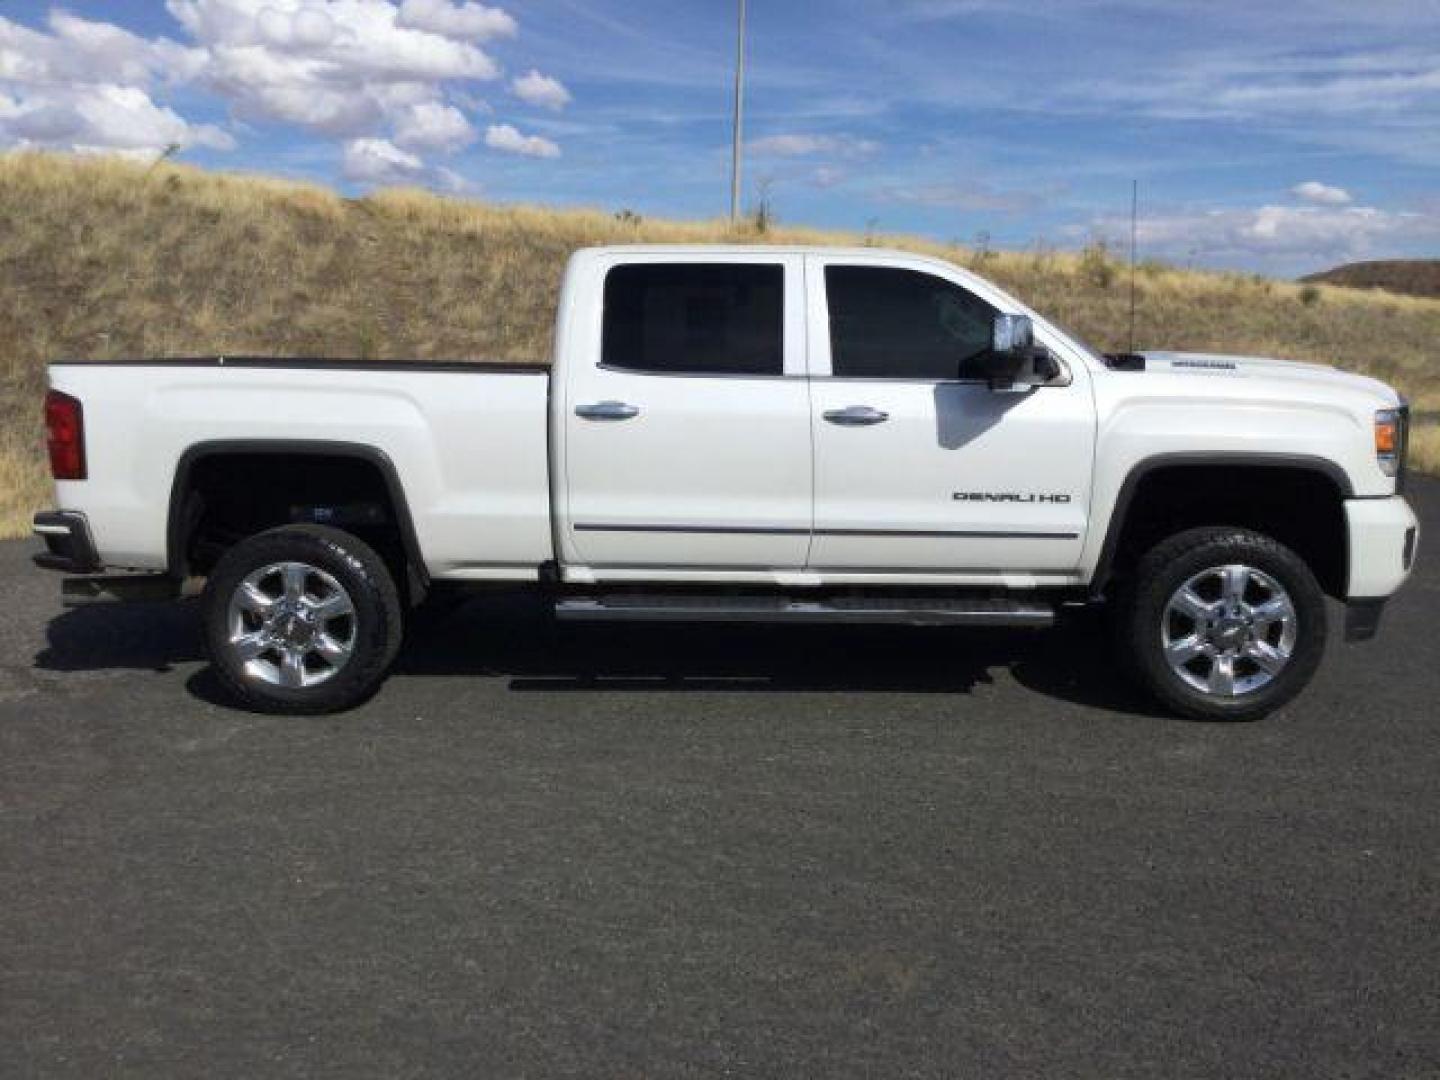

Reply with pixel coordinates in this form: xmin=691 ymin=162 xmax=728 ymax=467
xmin=226 ymin=562 xmax=357 ymax=689
xmin=1161 ymin=564 xmax=1298 ymax=697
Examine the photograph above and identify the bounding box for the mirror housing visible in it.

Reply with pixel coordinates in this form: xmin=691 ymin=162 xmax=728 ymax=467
xmin=979 ymin=313 xmax=1054 ymax=390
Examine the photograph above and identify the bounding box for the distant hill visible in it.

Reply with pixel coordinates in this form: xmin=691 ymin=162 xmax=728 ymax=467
xmin=1301 ymin=260 xmax=1440 ymax=300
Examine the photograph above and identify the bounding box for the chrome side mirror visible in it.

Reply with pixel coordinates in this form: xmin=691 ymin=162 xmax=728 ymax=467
xmin=979 ymin=313 xmax=1037 ymax=390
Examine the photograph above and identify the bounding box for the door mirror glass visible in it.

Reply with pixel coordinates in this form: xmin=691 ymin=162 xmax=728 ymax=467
xmin=973 ymin=313 xmax=1036 ymax=389
xmin=991 ymin=312 xmax=1034 ymax=356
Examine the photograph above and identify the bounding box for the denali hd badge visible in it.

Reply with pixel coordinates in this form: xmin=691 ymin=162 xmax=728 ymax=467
xmin=953 ymin=491 xmax=1072 ymax=503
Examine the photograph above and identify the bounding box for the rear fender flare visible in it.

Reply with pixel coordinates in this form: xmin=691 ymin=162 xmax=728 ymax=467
xmin=165 ymin=439 xmax=427 ymax=588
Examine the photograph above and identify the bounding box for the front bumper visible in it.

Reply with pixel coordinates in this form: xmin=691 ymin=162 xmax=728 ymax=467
xmin=32 ymin=511 xmax=101 ymax=573
xmin=1343 ymin=495 xmax=1420 ymax=642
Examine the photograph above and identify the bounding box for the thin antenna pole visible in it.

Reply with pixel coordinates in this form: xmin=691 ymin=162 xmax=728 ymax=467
xmin=729 ymin=0 xmax=747 ymax=224
xmin=1128 ymin=178 xmax=1138 ymax=354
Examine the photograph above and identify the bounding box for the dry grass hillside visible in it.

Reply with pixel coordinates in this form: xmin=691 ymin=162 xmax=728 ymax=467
xmin=1302 ymin=260 xmax=1440 ymax=300
xmin=2 ymin=152 xmax=1438 ymax=538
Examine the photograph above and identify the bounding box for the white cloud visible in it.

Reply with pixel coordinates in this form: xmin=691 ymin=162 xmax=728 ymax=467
xmin=342 ymin=136 xmax=424 ymax=182
xmin=1292 ymin=181 xmax=1353 ymax=206
xmin=749 ymin=133 xmax=878 ymax=158
xmin=253 ymin=6 xmax=337 ymax=50
xmin=394 ymin=100 xmax=475 ymax=150
xmin=0 ymin=11 xmax=228 ymax=155
xmin=511 ymin=69 xmax=570 ymax=111
xmin=2 ymin=2 xmax=567 ymax=178
xmin=484 ymin=122 xmax=559 ymax=158
xmin=435 ymin=165 xmax=474 ymax=192
xmin=396 ymin=0 xmax=516 ymax=42
xmin=169 ymin=0 xmax=504 ymax=112
xmin=5 ymin=10 xmax=205 ymax=87
xmin=168 ymin=0 xmax=567 ymax=173
xmin=1086 ymin=201 xmax=1440 ymax=271
xmin=0 ymin=83 xmax=233 ymax=154
xmin=163 ymin=1 xmax=556 ymax=175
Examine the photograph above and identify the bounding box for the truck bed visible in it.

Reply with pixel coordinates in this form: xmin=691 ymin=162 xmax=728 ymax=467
xmin=48 ymin=358 xmax=554 ymax=579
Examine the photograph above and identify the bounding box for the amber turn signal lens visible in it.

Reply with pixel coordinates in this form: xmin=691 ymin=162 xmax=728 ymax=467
xmin=1374 ymin=408 xmax=1404 ymax=478
xmin=1375 ymin=419 xmax=1398 ymax=455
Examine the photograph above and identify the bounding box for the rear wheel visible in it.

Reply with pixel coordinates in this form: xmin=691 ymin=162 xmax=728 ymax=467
xmin=202 ymin=525 xmax=403 ymax=714
xmin=1119 ymin=527 xmax=1327 ymax=721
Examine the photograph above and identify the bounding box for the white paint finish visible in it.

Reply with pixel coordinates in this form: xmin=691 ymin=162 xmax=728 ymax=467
xmin=555 ymin=250 xmax=812 ymax=569
xmin=1344 ymin=496 xmax=1419 ymax=598
xmin=560 ymin=370 xmax=812 ymax=569
xmin=48 ymin=364 xmax=551 ymax=577
xmin=1079 ymin=360 xmax=1403 ymax=578
xmin=807 ymin=380 xmax=1095 ymax=570
xmin=802 ymin=252 xmax=1095 ymax=571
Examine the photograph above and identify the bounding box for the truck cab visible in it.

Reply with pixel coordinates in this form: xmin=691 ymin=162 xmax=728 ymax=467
xmin=554 ymin=247 xmax=1093 ymax=586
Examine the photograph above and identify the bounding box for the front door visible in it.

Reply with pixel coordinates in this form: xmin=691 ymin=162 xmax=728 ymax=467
xmin=805 ymin=257 xmax=1095 ymax=573
xmin=562 ymin=256 xmax=812 ymax=570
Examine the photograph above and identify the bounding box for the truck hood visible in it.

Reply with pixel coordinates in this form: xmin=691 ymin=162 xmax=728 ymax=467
xmin=1139 ymin=351 xmax=1402 ymax=408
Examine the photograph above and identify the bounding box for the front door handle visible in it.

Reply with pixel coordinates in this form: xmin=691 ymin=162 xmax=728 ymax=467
xmin=576 ymin=400 xmax=640 ymax=421
xmin=823 ymin=405 xmax=890 ymax=426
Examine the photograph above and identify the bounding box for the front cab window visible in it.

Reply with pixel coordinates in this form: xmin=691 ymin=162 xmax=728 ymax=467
xmin=825 ymin=265 xmax=999 ymax=381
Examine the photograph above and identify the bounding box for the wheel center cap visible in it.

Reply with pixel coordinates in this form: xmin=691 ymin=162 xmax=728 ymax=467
xmin=1215 ymin=620 xmax=1247 ymax=648
xmin=279 ymin=612 xmax=313 ymax=646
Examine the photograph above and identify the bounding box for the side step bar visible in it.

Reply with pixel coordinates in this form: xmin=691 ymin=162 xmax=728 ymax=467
xmin=555 ymin=594 xmax=1056 ymax=628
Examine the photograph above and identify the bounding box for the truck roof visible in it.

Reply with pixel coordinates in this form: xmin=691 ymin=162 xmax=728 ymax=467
xmin=576 ymin=243 xmax=957 ymax=266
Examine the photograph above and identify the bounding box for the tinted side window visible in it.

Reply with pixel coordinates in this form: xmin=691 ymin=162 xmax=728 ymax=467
xmin=602 ymin=263 xmax=784 ymax=376
xmin=825 ymin=266 xmax=998 ymax=380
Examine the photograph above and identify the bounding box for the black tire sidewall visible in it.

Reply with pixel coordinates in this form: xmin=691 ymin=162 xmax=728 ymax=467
xmin=1126 ymin=528 xmax=1328 ymax=722
xmin=202 ymin=526 xmax=403 ymax=714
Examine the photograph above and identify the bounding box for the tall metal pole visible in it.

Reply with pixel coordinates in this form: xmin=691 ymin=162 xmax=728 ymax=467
xmin=729 ymin=0 xmax=747 ymax=224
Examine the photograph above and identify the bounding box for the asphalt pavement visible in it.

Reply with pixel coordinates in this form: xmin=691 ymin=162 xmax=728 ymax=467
xmin=3 ymin=479 xmax=1438 ymax=1078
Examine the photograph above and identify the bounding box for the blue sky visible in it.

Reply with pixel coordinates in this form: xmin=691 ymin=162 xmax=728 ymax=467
xmin=2 ymin=0 xmax=1438 ymax=276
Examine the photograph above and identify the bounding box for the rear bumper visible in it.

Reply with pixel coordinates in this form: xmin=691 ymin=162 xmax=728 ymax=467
xmin=1343 ymin=495 xmax=1420 ymax=642
xmin=32 ymin=511 xmax=101 ymax=573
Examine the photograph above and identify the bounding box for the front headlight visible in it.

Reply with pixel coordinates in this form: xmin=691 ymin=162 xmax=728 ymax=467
xmin=1375 ymin=405 xmax=1409 ymax=479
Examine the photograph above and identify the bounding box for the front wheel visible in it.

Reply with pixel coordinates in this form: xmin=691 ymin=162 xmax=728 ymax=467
xmin=1119 ymin=527 xmax=1328 ymax=721
xmin=202 ymin=525 xmax=404 ymax=714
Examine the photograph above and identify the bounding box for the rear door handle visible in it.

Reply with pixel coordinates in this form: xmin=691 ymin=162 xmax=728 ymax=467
xmin=823 ymin=405 xmax=889 ymax=426
xmin=576 ymin=400 xmax=640 ymax=421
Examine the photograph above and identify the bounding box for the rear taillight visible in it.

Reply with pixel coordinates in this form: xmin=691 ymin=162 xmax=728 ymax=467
xmin=45 ymin=390 xmax=86 ymax=481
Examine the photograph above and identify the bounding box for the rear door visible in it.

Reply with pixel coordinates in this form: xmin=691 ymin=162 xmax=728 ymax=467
xmin=561 ymin=255 xmax=813 ymax=570
xmin=805 ymin=256 xmax=1096 ymax=573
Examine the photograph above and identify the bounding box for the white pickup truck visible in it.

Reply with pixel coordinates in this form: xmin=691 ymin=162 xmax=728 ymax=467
xmin=34 ymin=245 xmax=1418 ymax=719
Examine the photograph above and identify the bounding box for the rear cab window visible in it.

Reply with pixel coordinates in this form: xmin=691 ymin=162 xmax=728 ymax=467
xmin=602 ymin=263 xmax=784 ymax=376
